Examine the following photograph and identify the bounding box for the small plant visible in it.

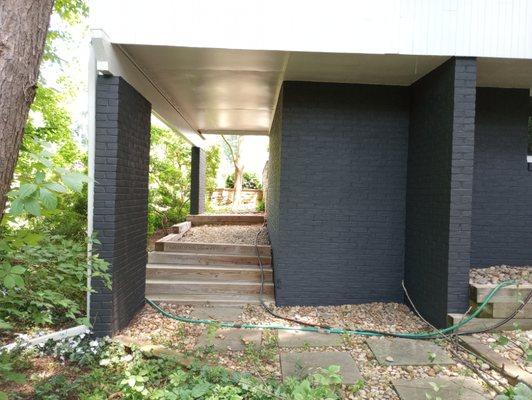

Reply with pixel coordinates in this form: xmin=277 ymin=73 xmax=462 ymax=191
xmin=225 ymin=172 xmax=262 ymax=190
xmin=494 ymin=382 xmax=532 ymax=400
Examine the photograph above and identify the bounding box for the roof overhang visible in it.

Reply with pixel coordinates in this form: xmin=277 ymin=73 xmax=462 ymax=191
xmin=95 ymin=36 xmax=532 ymax=137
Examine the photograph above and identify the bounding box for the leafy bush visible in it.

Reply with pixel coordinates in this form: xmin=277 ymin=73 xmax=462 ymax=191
xmin=148 ymin=127 xmax=220 ymax=235
xmin=225 ymin=172 xmax=262 ymax=190
xmin=0 ymin=234 xmax=109 ymax=328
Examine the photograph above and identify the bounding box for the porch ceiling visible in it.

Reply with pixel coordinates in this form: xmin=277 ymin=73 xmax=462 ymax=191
xmin=121 ymin=44 xmax=532 ymax=135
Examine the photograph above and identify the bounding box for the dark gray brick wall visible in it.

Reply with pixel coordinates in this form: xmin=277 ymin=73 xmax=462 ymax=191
xmin=92 ymin=76 xmax=151 ymax=337
xmin=404 ymin=58 xmax=477 ymax=327
xmin=190 ymin=146 xmax=206 ymax=215
xmin=269 ymin=81 xmax=410 ymax=306
xmin=471 ymin=88 xmax=532 ymax=266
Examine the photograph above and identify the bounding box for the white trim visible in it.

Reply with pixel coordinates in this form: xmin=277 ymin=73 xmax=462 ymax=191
xmin=86 ymin=40 xmax=97 ymax=321
xmin=1 ymin=326 xmax=90 ymax=352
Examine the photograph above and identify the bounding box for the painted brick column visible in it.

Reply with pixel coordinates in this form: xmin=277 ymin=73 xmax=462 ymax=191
xmin=190 ymin=146 xmax=206 ymax=215
xmin=91 ymin=76 xmax=151 ymax=337
xmin=404 ymin=58 xmax=477 ymax=327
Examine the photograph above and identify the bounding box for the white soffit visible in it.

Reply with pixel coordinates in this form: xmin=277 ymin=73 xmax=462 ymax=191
xmin=122 ymin=45 xmax=450 ymax=134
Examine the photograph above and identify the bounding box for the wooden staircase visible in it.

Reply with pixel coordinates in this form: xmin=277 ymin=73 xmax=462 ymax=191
xmin=448 ymin=282 xmax=532 ymax=332
xmin=146 ymin=240 xmax=274 ymax=305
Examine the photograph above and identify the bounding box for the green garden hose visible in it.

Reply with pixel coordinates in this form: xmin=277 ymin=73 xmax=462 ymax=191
xmin=145 ymin=279 xmax=518 ymax=339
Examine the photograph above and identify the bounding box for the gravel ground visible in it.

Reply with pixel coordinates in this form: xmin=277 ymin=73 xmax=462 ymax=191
xmin=180 ymin=224 xmax=269 ymax=245
xmin=470 ymin=266 xmax=531 ymax=285
xmin=475 ymin=331 xmax=532 ymax=372
xmin=119 ymin=303 xmax=497 ymax=399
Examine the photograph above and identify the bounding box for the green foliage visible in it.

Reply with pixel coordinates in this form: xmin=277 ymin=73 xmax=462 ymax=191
xmin=206 ymin=145 xmax=221 ymax=198
xmin=0 ymin=234 xmax=109 ymax=328
xmin=148 ymin=127 xmax=220 ymax=235
xmin=495 ymin=383 xmax=532 ymax=400
xmin=29 ymin=336 xmax=344 ymax=399
xmin=256 ymin=199 xmax=265 ymax=212
xmin=225 ymin=172 xmax=262 ymax=190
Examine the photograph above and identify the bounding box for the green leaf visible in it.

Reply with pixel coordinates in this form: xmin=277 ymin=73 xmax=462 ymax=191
xmin=24 ymin=198 xmax=41 ymax=216
xmin=9 ymin=198 xmax=24 ymax=215
xmin=19 ymin=183 xmax=38 ymax=199
xmin=39 ymin=188 xmax=58 ymax=210
xmin=11 ymin=265 xmax=25 ymax=274
xmin=0 ymin=391 xmax=8 ymax=400
xmin=61 ymin=172 xmax=88 ymax=193
xmin=496 ymin=335 xmax=509 ymax=346
xmin=4 ymin=275 xmax=16 ymax=289
xmin=44 ymin=182 xmax=67 ymax=193
xmin=35 ymin=171 xmax=46 ymax=184
xmin=0 ymin=319 xmax=12 ymax=330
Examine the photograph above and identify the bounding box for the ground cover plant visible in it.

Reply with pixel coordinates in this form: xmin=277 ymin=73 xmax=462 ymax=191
xmin=0 ymin=334 xmax=345 ymax=400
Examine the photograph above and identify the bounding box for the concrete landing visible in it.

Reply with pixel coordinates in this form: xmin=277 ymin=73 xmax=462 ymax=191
xmin=277 ymin=331 xmax=343 ymax=348
xmin=366 ymin=337 xmax=455 ymax=366
xmin=196 ymin=328 xmax=262 ymax=351
xmin=280 ymin=351 xmax=361 ymax=384
xmin=393 ymin=378 xmax=489 ymax=399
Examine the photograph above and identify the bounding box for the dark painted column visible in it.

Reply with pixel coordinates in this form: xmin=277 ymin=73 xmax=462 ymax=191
xmin=91 ymin=76 xmax=151 ymax=337
xmin=190 ymin=146 xmax=206 ymax=215
xmin=404 ymin=57 xmax=477 ymax=327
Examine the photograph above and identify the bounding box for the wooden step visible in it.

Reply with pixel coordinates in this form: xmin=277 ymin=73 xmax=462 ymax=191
xmin=447 ymin=313 xmax=532 ymax=332
xmin=146 ymin=279 xmax=275 ymax=296
xmin=474 ymin=301 xmax=532 ymax=319
xmin=157 ymin=241 xmax=271 ymax=257
xmin=187 ymin=214 xmax=265 ymax=226
xmin=148 ymin=251 xmax=270 ymax=266
xmin=470 ymin=283 xmax=531 ymax=303
xmin=146 ymin=293 xmax=275 ymax=306
xmin=146 ymin=264 xmax=273 ymax=282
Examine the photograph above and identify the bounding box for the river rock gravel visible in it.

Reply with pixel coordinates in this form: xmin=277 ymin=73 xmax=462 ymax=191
xmin=470 ymin=266 xmax=531 ymax=285
xmin=179 ymin=224 xmax=269 ymax=245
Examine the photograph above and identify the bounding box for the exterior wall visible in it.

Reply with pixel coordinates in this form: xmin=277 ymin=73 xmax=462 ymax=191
xmin=190 ymin=146 xmax=206 ymax=215
xmin=91 ymin=76 xmax=151 ymax=337
xmin=471 ymin=88 xmax=532 ymax=266
xmin=404 ymin=58 xmax=477 ymax=326
xmin=270 ymin=82 xmax=410 ymax=306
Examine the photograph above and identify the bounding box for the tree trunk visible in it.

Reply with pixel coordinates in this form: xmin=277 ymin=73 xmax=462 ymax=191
xmin=232 ymin=164 xmax=244 ymax=211
xmin=0 ymin=0 xmax=54 ymax=220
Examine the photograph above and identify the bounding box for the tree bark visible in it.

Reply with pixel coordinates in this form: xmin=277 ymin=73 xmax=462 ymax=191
xmin=0 ymin=0 xmax=54 ymax=220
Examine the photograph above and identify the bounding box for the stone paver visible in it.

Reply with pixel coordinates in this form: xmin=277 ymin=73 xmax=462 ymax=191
xmin=393 ymin=378 xmax=489 ymax=399
xmin=278 ymin=331 xmax=343 ymax=348
xmin=190 ymin=306 xmax=243 ymax=322
xmin=196 ymin=328 xmax=261 ymax=351
xmin=280 ymin=351 xmax=362 ymax=384
xmin=366 ymin=337 xmax=455 ymax=366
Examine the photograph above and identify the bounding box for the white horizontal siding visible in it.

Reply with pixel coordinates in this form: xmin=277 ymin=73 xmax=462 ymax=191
xmin=90 ymin=0 xmax=532 ymax=59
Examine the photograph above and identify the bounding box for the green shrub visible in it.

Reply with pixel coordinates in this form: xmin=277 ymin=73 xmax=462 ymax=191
xmin=225 ymin=172 xmax=262 ymax=190
xmin=0 ymin=234 xmax=109 ymax=328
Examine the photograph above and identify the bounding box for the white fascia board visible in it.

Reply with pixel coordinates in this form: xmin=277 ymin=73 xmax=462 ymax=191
xmin=91 ymin=0 xmax=532 ymax=60
xmin=91 ymin=30 xmax=207 ymax=149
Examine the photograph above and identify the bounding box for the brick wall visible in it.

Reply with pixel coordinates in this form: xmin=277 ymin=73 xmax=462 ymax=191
xmin=269 ymin=82 xmax=410 ymax=306
xmin=190 ymin=146 xmax=206 ymax=215
xmin=471 ymin=88 xmax=532 ymax=266
xmin=404 ymin=58 xmax=477 ymax=326
xmin=91 ymin=76 xmax=151 ymax=337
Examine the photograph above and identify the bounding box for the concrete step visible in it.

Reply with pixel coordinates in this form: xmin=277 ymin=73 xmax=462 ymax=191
xmin=146 ymin=293 xmax=275 ymax=306
xmin=148 ymin=251 xmax=270 ymax=266
xmin=470 ymin=283 xmax=532 ymax=303
xmin=156 ymin=241 xmax=271 ymax=257
xmin=187 ymin=214 xmax=265 ymax=226
xmin=447 ymin=313 xmax=532 ymax=332
xmin=146 ymin=279 xmax=275 ymax=296
xmin=146 ymin=264 xmax=273 ymax=282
